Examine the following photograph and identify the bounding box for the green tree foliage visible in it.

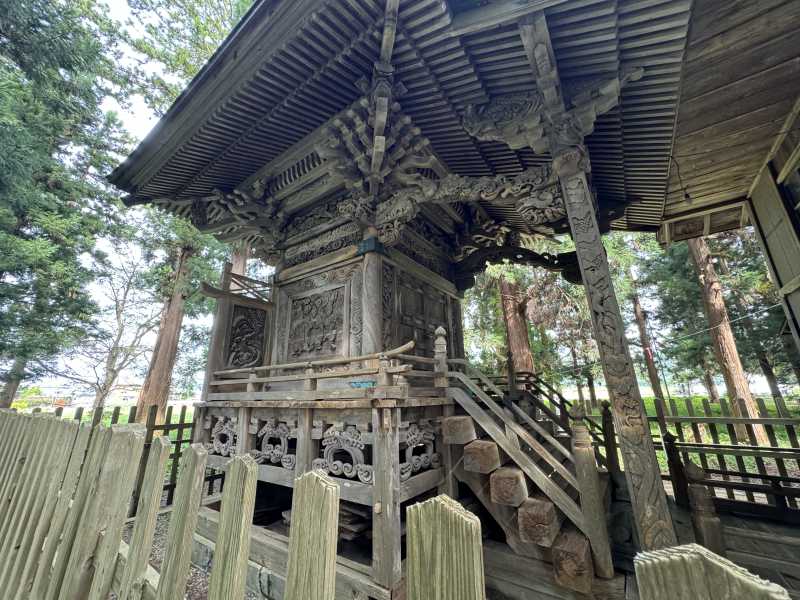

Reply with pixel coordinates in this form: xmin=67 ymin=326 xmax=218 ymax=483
xmin=126 ymin=0 xmax=255 ymax=114
xmin=0 ymin=0 xmax=134 ymax=401
xmin=713 ymin=231 xmax=791 ymax=386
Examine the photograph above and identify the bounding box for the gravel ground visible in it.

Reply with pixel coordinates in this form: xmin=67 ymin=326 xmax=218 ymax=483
xmin=121 ymin=512 xmax=218 ymax=600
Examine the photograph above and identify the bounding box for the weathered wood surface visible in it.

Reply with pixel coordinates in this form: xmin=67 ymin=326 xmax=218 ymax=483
xmin=118 ymin=436 xmax=172 ymax=600
xmin=634 ymin=543 xmax=790 ymax=600
xmin=407 ymin=494 xmax=485 ymax=600
xmin=155 ymin=444 xmax=208 ymax=600
xmin=284 ymin=471 xmax=340 ymax=600
xmin=208 ymin=455 xmax=259 ymax=600
xmin=555 ymin=147 xmax=676 ymax=550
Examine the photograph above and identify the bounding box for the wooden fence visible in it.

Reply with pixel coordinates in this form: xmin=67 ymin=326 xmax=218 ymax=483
xmin=580 ymin=395 xmax=800 ymax=523
xmin=34 ymin=403 xmax=223 ymax=513
xmin=0 ymin=409 xmax=488 ymax=600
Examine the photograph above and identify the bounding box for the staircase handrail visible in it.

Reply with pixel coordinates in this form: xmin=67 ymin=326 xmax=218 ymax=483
xmin=447 ymin=381 xmax=586 ymax=534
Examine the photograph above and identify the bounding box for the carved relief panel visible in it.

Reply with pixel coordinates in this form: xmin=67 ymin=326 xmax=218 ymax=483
xmin=226 ymin=304 xmax=268 ymax=368
xmin=273 ymin=261 xmax=363 ymax=362
xmin=202 ymin=411 xmax=238 ymax=457
xmin=311 ymin=420 xmax=374 ymax=484
xmin=249 ymin=411 xmax=298 ymax=470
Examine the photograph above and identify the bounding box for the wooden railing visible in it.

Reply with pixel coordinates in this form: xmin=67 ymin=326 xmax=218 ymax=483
xmin=23 ymin=403 xmax=222 ymax=513
xmin=209 ymin=340 xmax=417 ymax=397
xmin=590 ymin=394 xmax=800 ymax=521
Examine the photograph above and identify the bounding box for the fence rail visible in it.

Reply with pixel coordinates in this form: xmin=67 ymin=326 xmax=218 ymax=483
xmin=26 ymin=403 xmax=222 ymax=513
xmin=584 ymin=394 xmax=800 ymax=522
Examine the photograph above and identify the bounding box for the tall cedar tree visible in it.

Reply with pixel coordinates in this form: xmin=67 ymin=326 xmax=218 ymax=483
xmin=124 ymin=0 xmax=253 ymax=420
xmin=0 ymin=0 xmax=133 ymax=406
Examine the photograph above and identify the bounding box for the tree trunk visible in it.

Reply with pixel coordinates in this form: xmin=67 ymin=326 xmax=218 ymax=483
xmin=702 ymin=366 xmax=720 ymax=403
xmin=757 ymin=352 xmax=788 ymax=415
xmin=136 ymin=246 xmax=194 ymax=423
xmin=586 ymin=369 xmax=598 ymax=410
xmin=630 ymin=280 xmax=668 ymax=432
xmin=0 ymin=357 xmax=26 ymax=408
xmin=570 ymin=345 xmax=586 ymax=412
xmin=686 ymin=237 xmax=768 ymax=445
xmin=780 ymin=331 xmax=800 ymax=389
xmin=497 ymin=277 xmax=535 ymax=375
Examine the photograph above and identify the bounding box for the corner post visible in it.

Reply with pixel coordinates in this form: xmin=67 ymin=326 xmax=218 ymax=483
xmin=572 ymin=410 xmax=614 ymax=579
xmin=201 ymin=262 xmax=234 ymax=402
xmin=555 ymin=146 xmax=677 ymax=550
xmin=372 ymin=406 xmax=402 ymax=589
xmin=600 ymin=401 xmax=621 ymax=481
xmin=434 ymin=326 xmax=448 ymax=388
xmin=359 ymin=236 xmax=385 ymax=355
xmin=434 ymin=327 xmax=458 ymax=497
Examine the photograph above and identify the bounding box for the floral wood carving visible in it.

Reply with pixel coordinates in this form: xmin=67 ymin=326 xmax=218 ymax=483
xmin=204 ymin=415 xmax=238 ymax=457
xmin=400 ymin=421 xmax=440 ymax=482
xmin=250 ymin=417 xmax=296 ymax=469
xmin=557 ymin=148 xmax=676 ymax=549
xmin=227 ymin=305 xmax=267 ymax=368
xmin=462 ymin=68 xmax=644 ymax=155
xmin=312 ymin=423 xmax=374 ymax=484
xmin=288 ymin=287 xmax=345 ymax=359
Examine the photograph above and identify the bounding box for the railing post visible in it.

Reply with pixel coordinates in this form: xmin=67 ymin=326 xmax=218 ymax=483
xmin=572 ymin=409 xmax=615 ymax=579
xmin=600 ymin=401 xmax=621 ymax=480
xmin=663 ymin=431 xmax=690 ymax=508
xmin=303 ymin=364 xmax=316 ymax=392
xmin=377 ymin=354 xmax=393 ymax=387
xmin=434 ymin=326 xmax=448 ymax=388
xmin=685 ymin=461 xmax=726 ymax=556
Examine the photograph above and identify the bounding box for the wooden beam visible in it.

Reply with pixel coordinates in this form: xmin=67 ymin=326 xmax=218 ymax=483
xmin=448 ymin=0 xmax=569 ymax=38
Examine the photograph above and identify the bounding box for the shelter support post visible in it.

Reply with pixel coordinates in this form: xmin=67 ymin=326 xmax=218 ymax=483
xmin=201 ymin=263 xmax=234 ymax=402
xmin=361 ymin=237 xmax=384 ymax=356
xmin=372 ymin=406 xmax=401 ymax=589
xmin=555 ymin=147 xmax=677 ymax=551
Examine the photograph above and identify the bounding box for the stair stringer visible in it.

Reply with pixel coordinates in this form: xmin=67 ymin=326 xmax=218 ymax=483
xmin=446 ymin=384 xmax=586 ymax=535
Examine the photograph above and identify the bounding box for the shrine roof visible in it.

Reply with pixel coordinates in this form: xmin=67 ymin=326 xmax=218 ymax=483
xmin=109 ymin=0 xmax=800 ymax=243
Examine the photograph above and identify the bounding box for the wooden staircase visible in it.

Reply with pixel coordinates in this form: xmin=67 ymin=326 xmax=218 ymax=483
xmin=442 ymin=365 xmax=614 ymax=595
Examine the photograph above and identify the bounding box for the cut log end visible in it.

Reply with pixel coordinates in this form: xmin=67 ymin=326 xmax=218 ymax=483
xmin=518 ymin=494 xmax=563 ymax=547
xmin=552 ymin=528 xmax=594 ymax=595
xmin=490 ymin=467 xmax=528 ymax=507
xmin=463 ymin=440 xmax=505 ymax=474
xmin=441 ymin=416 xmax=477 ymax=445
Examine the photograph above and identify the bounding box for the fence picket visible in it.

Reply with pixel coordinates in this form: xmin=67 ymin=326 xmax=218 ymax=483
xmin=701 ymin=398 xmax=735 ymax=500
xmin=118 ymin=436 xmax=172 ymax=600
xmin=208 ymin=455 xmax=258 ymax=600
xmin=155 ymin=444 xmax=208 ymax=600
xmin=18 ymin=423 xmax=91 ymax=600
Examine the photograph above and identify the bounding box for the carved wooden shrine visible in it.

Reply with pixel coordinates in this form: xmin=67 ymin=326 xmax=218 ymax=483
xmin=108 ymin=0 xmax=800 ymax=597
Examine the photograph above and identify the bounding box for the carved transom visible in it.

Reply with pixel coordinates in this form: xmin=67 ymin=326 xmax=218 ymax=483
xmin=400 ymin=421 xmax=440 ymax=482
xmin=249 ymin=417 xmax=296 ymax=470
xmin=312 ymin=423 xmax=374 ymax=484
xmin=204 ymin=415 xmax=237 ymax=457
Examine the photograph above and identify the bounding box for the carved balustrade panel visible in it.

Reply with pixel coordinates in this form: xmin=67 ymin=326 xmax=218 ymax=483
xmin=249 ymin=408 xmax=299 ymax=470
xmin=311 ymin=410 xmax=374 ymax=485
xmin=202 ymin=408 xmax=239 ymax=457
xmin=399 ymin=419 xmax=440 ymax=482
xmin=226 ymin=304 xmax=269 ymax=368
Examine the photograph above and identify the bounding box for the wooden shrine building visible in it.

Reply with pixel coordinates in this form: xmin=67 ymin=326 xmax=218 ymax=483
xmin=110 ymin=1 xmax=800 ymax=598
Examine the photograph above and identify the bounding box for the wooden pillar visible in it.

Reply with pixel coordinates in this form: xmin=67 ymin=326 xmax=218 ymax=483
xmin=434 ymin=327 xmax=458 ymax=498
xmin=572 ymin=413 xmax=614 ymax=579
xmin=201 ymin=263 xmax=234 ymax=402
xmin=295 ymin=408 xmax=314 ymax=474
xmin=555 ymin=146 xmax=677 ymax=550
xmin=361 ymin=240 xmax=383 ymax=355
xmin=686 ymin=462 xmax=726 ymax=556
xmin=372 ymin=406 xmax=401 ymax=589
